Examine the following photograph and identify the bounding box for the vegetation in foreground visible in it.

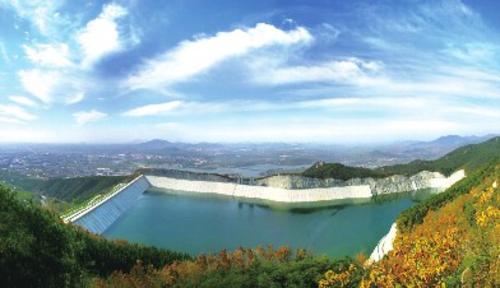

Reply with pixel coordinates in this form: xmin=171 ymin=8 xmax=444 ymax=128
xmin=0 ymin=184 xmax=361 ymax=287
xmin=0 ymin=185 xmax=191 ymax=287
xmin=319 ymin=162 xmax=500 ymax=287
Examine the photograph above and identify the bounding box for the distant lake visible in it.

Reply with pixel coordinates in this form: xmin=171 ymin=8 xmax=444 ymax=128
xmin=103 ymin=189 xmax=433 ymax=258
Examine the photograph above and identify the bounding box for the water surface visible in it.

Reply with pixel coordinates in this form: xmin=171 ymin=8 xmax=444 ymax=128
xmin=103 ymin=189 xmax=432 ymax=258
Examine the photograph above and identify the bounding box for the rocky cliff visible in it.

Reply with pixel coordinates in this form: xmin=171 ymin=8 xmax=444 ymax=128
xmin=256 ymin=170 xmax=465 ymax=195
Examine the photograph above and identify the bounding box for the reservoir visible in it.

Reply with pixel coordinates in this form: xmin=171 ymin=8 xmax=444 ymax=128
xmin=103 ymin=189 xmax=433 ymax=258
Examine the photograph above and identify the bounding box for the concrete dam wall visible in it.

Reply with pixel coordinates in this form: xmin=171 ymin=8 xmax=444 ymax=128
xmin=68 ymin=175 xmax=152 ymax=235
xmin=145 ymin=175 xmax=372 ymax=203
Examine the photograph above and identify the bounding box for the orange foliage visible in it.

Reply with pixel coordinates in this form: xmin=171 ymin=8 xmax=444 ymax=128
xmin=358 ymin=173 xmax=500 ymax=287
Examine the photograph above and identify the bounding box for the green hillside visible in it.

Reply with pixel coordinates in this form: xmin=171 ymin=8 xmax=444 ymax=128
xmin=35 ymin=175 xmax=129 ymax=204
xmin=302 ymin=162 xmax=387 ymax=180
xmin=304 ymin=136 xmax=500 ymax=179
xmin=0 ymin=184 xmax=191 ymax=287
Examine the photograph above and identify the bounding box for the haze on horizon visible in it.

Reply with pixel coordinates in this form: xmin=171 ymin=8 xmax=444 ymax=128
xmin=0 ymin=0 xmax=499 ymax=144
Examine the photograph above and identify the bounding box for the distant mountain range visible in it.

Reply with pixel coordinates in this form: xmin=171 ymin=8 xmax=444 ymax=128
xmin=305 ymin=136 xmax=500 ymax=179
xmin=371 ymin=134 xmax=499 ymax=162
xmin=410 ymin=134 xmax=497 ymax=149
xmin=138 ymin=134 xmax=498 ymax=151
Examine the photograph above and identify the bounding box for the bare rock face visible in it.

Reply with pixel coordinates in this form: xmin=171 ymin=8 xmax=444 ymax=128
xmin=255 ymin=170 xmax=462 ymax=196
xmin=255 ymin=175 xmax=343 ymax=189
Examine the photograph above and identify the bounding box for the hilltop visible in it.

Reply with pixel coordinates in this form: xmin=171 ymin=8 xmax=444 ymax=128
xmin=303 ymin=136 xmax=500 ymax=179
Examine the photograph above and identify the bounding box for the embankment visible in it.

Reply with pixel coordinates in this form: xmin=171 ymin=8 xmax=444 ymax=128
xmin=145 ymin=175 xmax=372 ymax=203
xmin=66 ymin=175 xmax=151 ymax=234
xmin=368 ymin=223 xmax=398 ymax=263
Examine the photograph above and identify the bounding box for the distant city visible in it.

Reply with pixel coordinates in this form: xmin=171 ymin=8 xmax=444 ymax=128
xmin=0 ymin=135 xmax=495 ymax=184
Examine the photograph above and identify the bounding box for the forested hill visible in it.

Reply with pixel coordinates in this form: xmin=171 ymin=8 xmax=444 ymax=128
xmin=302 ymin=162 xmax=387 ymax=180
xmin=34 ymin=175 xmax=128 ymax=203
xmin=0 ymin=184 xmax=192 ymax=287
xmin=304 ymin=136 xmax=500 ymax=179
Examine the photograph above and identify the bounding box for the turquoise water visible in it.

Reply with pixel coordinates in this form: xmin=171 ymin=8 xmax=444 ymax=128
xmin=103 ymin=190 xmax=432 ymax=258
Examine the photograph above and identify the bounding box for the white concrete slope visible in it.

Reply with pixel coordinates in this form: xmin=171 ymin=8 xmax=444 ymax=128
xmin=68 ymin=175 xmax=152 ymax=234
xmin=145 ymin=175 xmax=372 ymax=202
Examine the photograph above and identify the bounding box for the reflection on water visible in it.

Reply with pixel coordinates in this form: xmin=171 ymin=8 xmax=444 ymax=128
xmin=103 ymin=189 xmax=435 ymax=258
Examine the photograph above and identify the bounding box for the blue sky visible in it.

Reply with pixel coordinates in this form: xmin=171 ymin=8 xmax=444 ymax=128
xmin=0 ymin=0 xmax=499 ymax=143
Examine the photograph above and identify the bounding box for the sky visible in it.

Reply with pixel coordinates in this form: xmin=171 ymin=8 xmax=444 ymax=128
xmin=0 ymin=0 xmax=499 ymax=144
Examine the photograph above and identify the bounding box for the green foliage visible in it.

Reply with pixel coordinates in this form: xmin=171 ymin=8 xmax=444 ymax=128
xmin=97 ymin=246 xmax=363 ymax=288
xmin=0 ymin=170 xmax=44 ymax=192
xmin=303 ymin=162 xmax=387 ymax=180
xmin=35 ymin=176 xmax=128 ymax=204
xmin=0 ymin=185 xmax=191 ymax=287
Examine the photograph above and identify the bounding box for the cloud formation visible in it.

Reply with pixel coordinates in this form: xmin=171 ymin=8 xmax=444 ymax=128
xmin=77 ymin=3 xmax=128 ymax=66
xmin=22 ymin=43 xmax=72 ymax=67
xmin=123 ymin=101 xmax=182 ymax=116
xmin=1 ymin=0 xmax=500 ymax=143
xmin=0 ymin=104 xmax=37 ymax=122
xmin=125 ymin=23 xmax=312 ymax=90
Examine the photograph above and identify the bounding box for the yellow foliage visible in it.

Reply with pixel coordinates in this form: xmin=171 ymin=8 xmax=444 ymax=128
xmin=318 ymin=264 xmax=358 ymax=288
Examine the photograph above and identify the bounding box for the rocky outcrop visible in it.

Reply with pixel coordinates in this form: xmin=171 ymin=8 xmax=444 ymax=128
xmin=256 ymin=170 xmax=465 ymax=195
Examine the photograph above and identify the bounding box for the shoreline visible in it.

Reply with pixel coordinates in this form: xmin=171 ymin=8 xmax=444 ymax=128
xmin=66 ymin=169 xmax=465 ymax=234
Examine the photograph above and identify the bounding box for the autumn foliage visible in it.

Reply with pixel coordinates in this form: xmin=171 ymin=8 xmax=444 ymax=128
xmin=319 ymin=164 xmax=500 ymax=287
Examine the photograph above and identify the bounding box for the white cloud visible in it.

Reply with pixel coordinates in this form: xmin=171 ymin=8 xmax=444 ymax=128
xmin=253 ymin=58 xmax=384 ymax=85
xmin=22 ymin=43 xmax=72 ymax=67
xmin=125 ymin=23 xmax=313 ymax=90
xmin=18 ymin=69 xmax=87 ymax=105
xmin=73 ymin=109 xmax=108 ymax=125
xmin=123 ymin=101 xmax=182 ymax=116
xmin=18 ymin=69 xmax=58 ymax=104
xmin=77 ymin=3 xmax=128 ymax=66
xmin=67 ymin=92 xmax=85 ymax=105
xmin=8 ymin=95 xmax=38 ymax=107
xmin=4 ymin=0 xmax=69 ymax=35
xmin=0 ymin=104 xmax=37 ymax=121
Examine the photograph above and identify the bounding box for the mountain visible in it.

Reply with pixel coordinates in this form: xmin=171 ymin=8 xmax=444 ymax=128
xmin=303 ymin=136 xmax=500 ymax=178
xmin=138 ymin=139 xmax=173 ymax=149
xmin=415 ymin=134 xmax=497 ymax=150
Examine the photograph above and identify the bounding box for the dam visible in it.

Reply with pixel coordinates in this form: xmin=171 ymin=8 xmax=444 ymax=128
xmin=64 ymin=169 xmax=465 ymax=235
